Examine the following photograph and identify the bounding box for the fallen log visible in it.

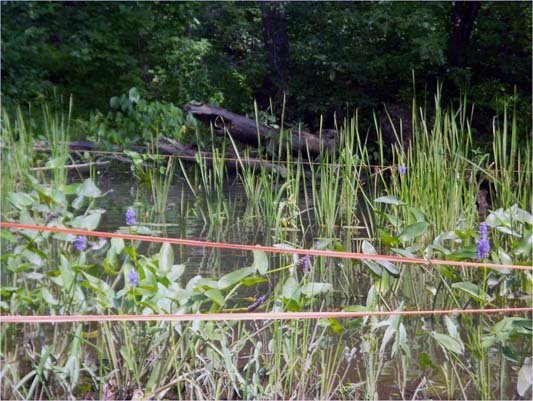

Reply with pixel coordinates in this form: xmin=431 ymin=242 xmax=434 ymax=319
xmin=183 ymin=102 xmax=335 ymax=157
xmin=36 ymin=138 xmax=291 ymax=177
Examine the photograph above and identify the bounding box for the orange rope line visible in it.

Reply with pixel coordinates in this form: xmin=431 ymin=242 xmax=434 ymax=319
xmin=1 ymin=307 xmax=531 ymax=324
xmin=2 ymin=222 xmax=532 ymax=271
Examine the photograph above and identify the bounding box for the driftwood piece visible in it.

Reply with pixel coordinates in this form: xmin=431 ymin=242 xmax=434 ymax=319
xmin=183 ymin=102 xmax=335 ymax=156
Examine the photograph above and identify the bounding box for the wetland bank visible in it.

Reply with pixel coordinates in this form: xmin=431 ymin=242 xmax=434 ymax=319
xmin=1 ymin=2 xmax=532 ymax=400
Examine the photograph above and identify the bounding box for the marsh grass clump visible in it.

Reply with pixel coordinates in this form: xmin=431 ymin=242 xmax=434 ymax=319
xmin=1 ymin=93 xmax=531 ymax=400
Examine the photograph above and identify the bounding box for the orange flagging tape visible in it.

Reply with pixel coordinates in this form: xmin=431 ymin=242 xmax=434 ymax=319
xmin=1 ymin=308 xmax=532 ymax=324
xmin=2 ymin=222 xmax=532 ymax=271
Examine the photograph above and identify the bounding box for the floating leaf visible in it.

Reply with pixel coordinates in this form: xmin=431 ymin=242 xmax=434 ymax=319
xmin=218 ymin=266 xmax=255 ymax=289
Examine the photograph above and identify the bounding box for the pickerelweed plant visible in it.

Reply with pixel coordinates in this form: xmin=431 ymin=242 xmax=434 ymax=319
xmin=1 ymin=92 xmax=532 ymax=400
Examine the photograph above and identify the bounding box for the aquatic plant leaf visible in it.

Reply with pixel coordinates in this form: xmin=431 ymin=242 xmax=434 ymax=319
xmin=45 ymin=155 xmax=68 ymax=169
xmin=42 ymin=287 xmax=59 ymax=306
xmin=451 ymin=281 xmax=492 ymax=303
xmin=432 ymin=332 xmax=464 ymax=354
xmin=514 ymin=230 xmax=533 ymax=256
xmin=282 ymin=276 xmax=300 ymax=300
xmin=158 ymin=243 xmax=174 ymax=274
xmin=447 ymin=245 xmax=477 ymax=260
xmin=218 ymin=266 xmax=255 ymax=289
xmin=166 ymin=264 xmax=185 ymax=282
xmin=378 ymin=229 xmax=400 ymax=246
xmin=362 ymin=240 xmax=399 ymax=276
xmin=374 ymin=195 xmax=406 ymax=205
xmin=418 ymin=352 xmax=436 ymax=369
xmin=495 ymin=226 xmax=521 ymax=237
xmin=241 ymin=276 xmax=268 ymax=286
xmin=71 ymin=210 xmax=104 ymax=230
xmin=301 ymin=282 xmax=332 ymax=297
xmin=252 ymin=250 xmax=268 ymax=275
xmin=444 ymin=316 xmax=459 ymax=339
xmin=8 ymin=192 xmax=34 ymax=209
xmin=408 ymin=206 xmax=427 ymax=223
xmin=517 ymin=359 xmax=532 ymax=396
xmin=76 ymin=179 xmax=102 ymax=198
xmin=399 ymin=221 xmax=427 ymax=243
xmin=0 ymin=229 xmax=16 ymax=242
xmin=204 ymin=289 xmax=225 ymax=306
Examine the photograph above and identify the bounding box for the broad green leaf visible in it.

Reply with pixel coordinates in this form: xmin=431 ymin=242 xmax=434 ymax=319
xmin=301 ymin=282 xmax=332 ymax=297
xmin=495 ymin=226 xmax=521 ymax=237
xmin=447 ymin=245 xmax=477 ymax=260
xmin=76 ymin=179 xmax=102 ymax=198
xmin=374 ymin=195 xmax=405 ymax=205
xmin=166 ymin=264 xmax=185 ymax=282
xmin=444 ymin=316 xmax=459 ymax=339
xmin=408 ymin=206 xmax=427 ymax=223
xmin=282 ymin=276 xmax=300 ymax=300
xmin=71 ymin=210 xmax=104 ymax=230
xmin=204 ymin=289 xmax=225 ymax=306
xmin=252 ymin=250 xmax=268 ymax=275
xmin=432 ymin=332 xmax=464 ymax=354
xmin=42 ymin=287 xmax=59 ymax=306
xmin=514 ymin=231 xmax=533 ymax=256
xmin=451 ymin=281 xmax=492 ymax=303
xmin=158 ymin=243 xmax=174 ymax=274
xmin=59 ymin=183 xmax=80 ymax=195
xmin=362 ymin=240 xmax=398 ymax=276
xmin=495 ymin=249 xmax=512 ymax=274
xmin=379 ymin=229 xmax=400 ymax=247
xmin=517 ymin=360 xmax=532 ymax=397
xmin=8 ymin=192 xmax=34 ymax=209
xmin=218 ymin=266 xmax=255 ymax=289
xmin=241 ymin=276 xmax=268 ymax=286
xmin=399 ymin=221 xmax=427 ymax=243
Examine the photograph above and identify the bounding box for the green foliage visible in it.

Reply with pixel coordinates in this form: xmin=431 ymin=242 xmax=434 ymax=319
xmin=82 ymin=88 xmax=194 ymax=145
xmin=2 ymin=2 xmax=529 ymax=132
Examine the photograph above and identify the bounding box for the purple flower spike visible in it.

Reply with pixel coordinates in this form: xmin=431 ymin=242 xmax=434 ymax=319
xmin=297 ymin=255 xmax=312 ymax=273
xmin=74 ymin=236 xmax=87 ymax=251
xmin=125 ymin=207 xmax=137 ymax=226
xmin=476 ymin=222 xmax=490 ymax=260
xmin=247 ymin=295 xmax=267 ymax=312
xmin=399 ymin=164 xmax=407 ymax=176
xmin=128 ymin=270 xmax=139 ymax=287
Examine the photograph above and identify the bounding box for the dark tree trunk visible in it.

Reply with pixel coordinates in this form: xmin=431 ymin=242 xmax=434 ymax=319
xmin=447 ymin=1 xmax=481 ymax=68
xmin=259 ymin=2 xmax=290 ymax=107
